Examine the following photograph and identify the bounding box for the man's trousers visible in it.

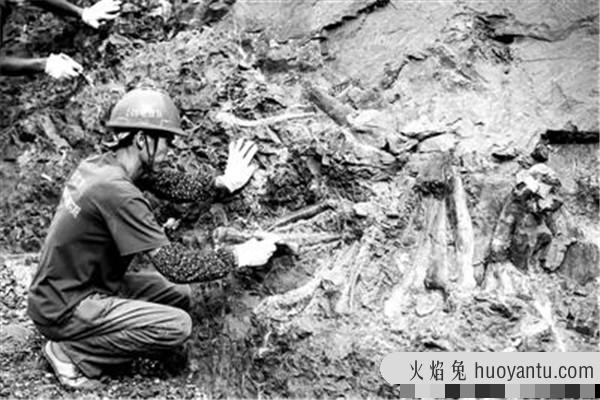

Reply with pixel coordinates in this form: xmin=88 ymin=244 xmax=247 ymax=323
xmin=35 ymin=271 xmax=192 ymax=378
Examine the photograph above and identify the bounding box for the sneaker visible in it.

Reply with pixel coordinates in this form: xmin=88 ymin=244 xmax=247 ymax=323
xmin=43 ymin=341 xmax=101 ymax=390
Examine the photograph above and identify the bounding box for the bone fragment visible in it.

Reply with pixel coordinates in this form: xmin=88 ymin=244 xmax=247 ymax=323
xmin=424 ymin=199 xmax=450 ymax=295
xmin=254 ymin=243 xmax=359 ymax=321
xmin=267 ymin=201 xmax=336 ymax=230
xmin=214 ymin=111 xmax=315 ymax=127
xmin=334 ymin=233 xmax=374 ymax=314
xmin=451 ymin=168 xmax=476 ymax=290
xmin=302 ymin=81 xmax=353 ymax=127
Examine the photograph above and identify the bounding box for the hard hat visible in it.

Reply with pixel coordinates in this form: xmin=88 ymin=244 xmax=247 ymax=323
xmin=106 ymin=88 xmax=186 ymax=136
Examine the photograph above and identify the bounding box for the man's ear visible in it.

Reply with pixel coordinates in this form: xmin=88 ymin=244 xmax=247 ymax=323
xmin=135 ymin=131 xmax=145 ymax=149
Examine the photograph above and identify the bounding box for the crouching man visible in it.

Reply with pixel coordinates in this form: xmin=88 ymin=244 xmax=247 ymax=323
xmin=27 ymin=88 xmax=276 ymax=389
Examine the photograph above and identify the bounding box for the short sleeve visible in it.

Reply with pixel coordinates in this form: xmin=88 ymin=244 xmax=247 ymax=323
xmin=105 ymin=195 xmax=169 ymax=256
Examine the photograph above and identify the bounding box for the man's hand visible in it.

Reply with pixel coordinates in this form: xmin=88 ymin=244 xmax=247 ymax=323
xmin=233 ymin=234 xmax=277 ymax=267
xmin=216 ymin=139 xmax=258 ymax=193
xmin=81 ymin=0 xmax=121 ymax=28
xmin=6 ymin=0 xmax=26 ymax=6
xmin=44 ymin=53 xmax=83 ymax=79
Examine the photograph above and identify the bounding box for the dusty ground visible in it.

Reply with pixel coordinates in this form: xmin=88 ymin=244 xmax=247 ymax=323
xmin=1 ymin=0 xmax=599 ymax=398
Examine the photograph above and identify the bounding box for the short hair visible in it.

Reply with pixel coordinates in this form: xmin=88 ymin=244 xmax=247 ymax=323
xmin=103 ymin=129 xmax=174 ymax=151
xmin=102 ymin=129 xmax=135 ymax=150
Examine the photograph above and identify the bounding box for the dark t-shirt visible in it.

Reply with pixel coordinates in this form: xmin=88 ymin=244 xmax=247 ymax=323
xmin=27 ymin=152 xmax=169 ymax=325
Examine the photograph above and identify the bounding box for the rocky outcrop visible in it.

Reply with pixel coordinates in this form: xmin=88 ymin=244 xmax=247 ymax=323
xmin=559 ymin=242 xmax=600 ymax=285
xmin=232 ymin=0 xmax=386 ymax=40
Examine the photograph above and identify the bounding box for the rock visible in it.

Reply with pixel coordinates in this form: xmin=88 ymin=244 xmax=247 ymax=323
xmin=322 ymin=332 xmax=354 ymax=361
xmin=256 ymin=39 xmax=323 ymax=73
xmin=414 ymin=294 xmax=441 ymax=317
xmin=0 ymin=135 xmax=20 ymax=161
xmin=420 ymin=336 xmax=452 ymax=351
xmin=352 ymin=201 xmax=377 ymax=218
xmin=148 ymin=0 xmax=173 ymax=20
xmin=400 ymin=117 xmax=458 ymax=141
xmin=415 ymin=155 xmax=452 ymax=198
xmin=514 ymin=164 xmax=563 ymax=213
xmin=541 ymin=234 xmax=576 ymax=272
xmin=3 ymin=253 xmax=36 ymax=290
xmin=418 ymin=134 xmax=458 ymax=153
xmin=538 ymin=207 xmax=581 ymax=271
xmin=565 ymin=295 xmax=599 ymax=337
xmin=517 ymin=325 xmax=558 ymax=352
xmin=232 ymin=0 xmax=381 ymax=40
xmin=482 ymin=262 xmax=534 ymax=299
xmin=16 ymin=116 xmax=39 ymax=143
xmin=61 ymin=124 xmax=87 ymax=147
xmin=389 ymin=315 xmax=410 ymax=333
xmin=180 ymin=0 xmax=235 ymax=27
xmin=531 ymin=142 xmax=549 ymax=162
xmin=347 ymin=109 xmax=400 ymax=148
xmin=223 ymin=314 xmax=252 ymax=341
xmin=0 ymin=323 xmax=35 ymax=356
xmin=575 ymin=175 xmax=599 ymax=213
xmin=238 ymin=292 xmax=261 ymax=310
xmin=386 ymin=136 xmax=418 ymax=155
xmin=303 ymin=81 xmax=353 ymax=126
xmin=346 ymin=108 xmax=421 ymax=156
xmin=484 ymin=296 xmax=523 ymax=321
xmin=516 ymin=164 xmax=561 ymax=188
xmin=542 ymin=128 xmax=599 ymax=144
xmin=492 ymin=146 xmax=519 ymax=161
xmin=343 ymin=86 xmax=385 ymax=109
xmin=559 ymin=242 xmax=600 ymax=285
xmin=487 ymin=163 xmax=582 ymax=273
xmin=509 ymin=213 xmax=551 ymax=271
xmin=340 ymin=131 xmax=398 ymax=167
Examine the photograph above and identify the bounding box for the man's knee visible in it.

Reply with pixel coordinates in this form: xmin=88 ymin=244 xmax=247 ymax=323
xmin=168 ymin=309 xmax=192 ymax=346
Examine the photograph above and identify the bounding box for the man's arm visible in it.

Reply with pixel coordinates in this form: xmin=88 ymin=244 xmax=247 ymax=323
xmin=148 ymin=243 xmax=238 ymax=283
xmin=29 ymin=0 xmax=82 ymax=18
xmin=147 ymin=236 xmax=276 ymax=283
xmin=0 ymin=56 xmax=46 ymax=75
xmin=136 ymin=169 xmax=229 ymax=203
xmin=28 ymin=0 xmax=121 ymax=29
xmin=0 ymin=53 xmax=82 ymax=78
xmin=136 ymin=139 xmax=259 ymax=203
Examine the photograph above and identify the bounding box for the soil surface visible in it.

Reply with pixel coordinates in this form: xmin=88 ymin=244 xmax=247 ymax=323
xmin=1 ymin=0 xmax=598 ymax=398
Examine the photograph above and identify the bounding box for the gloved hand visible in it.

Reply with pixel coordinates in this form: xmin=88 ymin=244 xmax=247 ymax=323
xmin=44 ymin=53 xmax=83 ymax=80
xmin=216 ymin=139 xmax=258 ymax=193
xmin=233 ymin=234 xmax=277 ymax=267
xmin=6 ymin=0 xmax=26 ymax=6
xmin=81 ymin=0 xmax=122 ymax=29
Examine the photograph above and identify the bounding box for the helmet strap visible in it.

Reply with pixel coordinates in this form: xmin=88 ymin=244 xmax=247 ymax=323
xmin=143 ymin=133 xmax=158 ymax=170
xmin=152 ymin=135 xmax=159 ymax=166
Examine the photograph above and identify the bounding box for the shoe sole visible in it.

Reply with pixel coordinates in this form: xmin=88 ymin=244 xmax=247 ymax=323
xmin=43 ymin=342 xmax=100 ymax=390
